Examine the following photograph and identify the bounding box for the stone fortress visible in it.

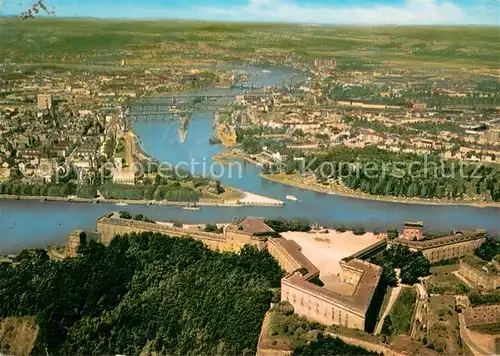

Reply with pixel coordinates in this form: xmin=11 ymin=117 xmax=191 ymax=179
xmin=94 ymin=213 xmax=268 ymax=253
xmin=69 ymin=214 xmax=489 ymax=334
xmin=458 ymin=254 xmax=500 ymax=291
xmin=72 ymin=213 xmax=385 ymax=332
xmin=268 ymin=236 xmax=383 ymax=331
xmin=390 ymin=221 xmax=486 ymax=263
xmin=456 ymin=294 xmax=500 ymax=355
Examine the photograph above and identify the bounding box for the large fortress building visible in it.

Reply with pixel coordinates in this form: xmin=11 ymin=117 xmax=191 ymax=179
xmin=96 ymin=213 xmax=268 ymax=252
xmin=458 ymin=254 xmax=500 ymax=291
xmin=89 ymin=213 xmax=384 ymax=332
xmin=390 ymin=223 xmax=486 ymax=263
xmin=266 ymin=237 xmax=382 ymax=331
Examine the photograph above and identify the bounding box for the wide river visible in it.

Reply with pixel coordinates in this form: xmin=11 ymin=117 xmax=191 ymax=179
xmin=1 ymin=66 xmax=499 ymax=253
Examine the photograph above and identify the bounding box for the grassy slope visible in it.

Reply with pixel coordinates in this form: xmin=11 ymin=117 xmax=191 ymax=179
xmin=428 ymin=295 xmax=461 ymax=354
xmin=0 ymin=18 xmax=498 ymax=69
xmin=388 ymin=287 xmax=416 ymax=336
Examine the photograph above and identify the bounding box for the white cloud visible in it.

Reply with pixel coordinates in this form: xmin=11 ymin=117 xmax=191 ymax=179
xmin=200 ymin=0 xmax=498 ymax=25
xmin=2 ymin=0 xmax=497 ymax=24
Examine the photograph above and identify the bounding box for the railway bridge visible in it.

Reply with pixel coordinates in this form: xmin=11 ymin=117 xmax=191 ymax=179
xmin=126 ymin=90 xmax=272 ymax=121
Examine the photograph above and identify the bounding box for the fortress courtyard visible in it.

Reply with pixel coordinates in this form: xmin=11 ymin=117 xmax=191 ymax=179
xmin=280 ymin=230 xmax=381 ymax=276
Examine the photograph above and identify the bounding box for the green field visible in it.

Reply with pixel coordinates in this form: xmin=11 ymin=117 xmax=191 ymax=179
xmin=0 ymin=18 xmax=498 ymax=69
xmin=388 ymin=287 xmax=417 ymax=336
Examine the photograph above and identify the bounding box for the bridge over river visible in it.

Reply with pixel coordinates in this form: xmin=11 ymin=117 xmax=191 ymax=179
xmin=128 ymin=90 xmax=272 ymax=120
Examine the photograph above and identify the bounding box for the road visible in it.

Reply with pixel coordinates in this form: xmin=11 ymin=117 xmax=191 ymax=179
xmin=409 ymin=282 xmax=428 ymax=339
xmin=125 ymin=131 xmax=135 ymax=169
xmin=374 ymin=283 xmax=403 ymax=335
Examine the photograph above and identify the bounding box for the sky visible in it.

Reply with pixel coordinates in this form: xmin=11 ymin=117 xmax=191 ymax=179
xmin=2 ymin=0 xmax=499 ymax=25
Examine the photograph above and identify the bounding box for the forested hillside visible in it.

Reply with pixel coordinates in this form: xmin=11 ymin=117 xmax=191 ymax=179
xmin=0 ymin=233 xmax=283 ymax=355
xmin=266 ymin=146 xmax=500 ymax=202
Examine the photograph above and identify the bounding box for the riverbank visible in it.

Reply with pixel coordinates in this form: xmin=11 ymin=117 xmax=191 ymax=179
xmin=127 ymin=119 xmax=283 ymax=207
xmin=213 ymin=150 xmax=260 ymax=166
xmin=260 ymin=172 xmax=500 ymax=208
xmin=0 ymin=191 xmax=284 ymax=208
xmin=214 ymin=149 xmax=500 ymax=208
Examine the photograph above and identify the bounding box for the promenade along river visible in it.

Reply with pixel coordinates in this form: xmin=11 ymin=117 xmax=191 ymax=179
xmin=1 ymin=66 xmax=499 ymax=253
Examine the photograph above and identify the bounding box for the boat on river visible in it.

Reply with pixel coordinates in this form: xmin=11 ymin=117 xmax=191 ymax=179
xmin=286 ymin=195 xmax=298 ymax=201
xmin=183 ymin=203 xmax=202 ymax=211
xmin=116 ymin=202 xmax=128 ymax=206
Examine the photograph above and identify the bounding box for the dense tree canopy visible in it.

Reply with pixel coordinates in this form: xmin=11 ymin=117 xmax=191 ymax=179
xmin=0 ymin=181 xmax=201 ymax=202
xmin=264 ymin=217 xmax=311 ymax=233
xmin=0 ymin=232 xmax=284 ymax=355
xmin=468 ymin=291 xmax=500 ymax=307
xmin=475 ymin=237 xmax=500 ymax=261
xmin=271 ymin=146 xmax=500 ymax=202
xmin=371 ymin=244 xmax=430 ymax=285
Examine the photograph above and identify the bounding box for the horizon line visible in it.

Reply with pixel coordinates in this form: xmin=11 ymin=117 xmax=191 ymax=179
xmin=0 ymin=15 xmax=499 ymax=27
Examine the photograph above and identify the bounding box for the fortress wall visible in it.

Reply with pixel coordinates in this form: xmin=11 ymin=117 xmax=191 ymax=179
xmin=392 ymin=232 xmax=486 ymax=263
xmin=226 ymin=231 xmax=267 ymax=251
xmin=68 ymin=232 xmax=82 ymax=257
xmin=465 ymin=304 xmax=500 ymax=327
xmin=458 ymin=314 xmax=492 ymax=356
xmin=267 ymin=239 xmax=305 ymax=274
xmin=97 ymin=218 xmax=231 ymax=252
xmin=281 ymin=280 xmax=365 ymax=330
xmin=325 ymin=332 xmax=404 ymax=356
xmin=345 ymin=238 xmax=387 ymax=261
xmin=256 ymin=348 xmax=291 ymax=356
xmin=458 ymin=260 xmax=500 ymax=290
xmin=421 ymin=237 xmax=486 ymax=263
xmin=338 ymin=262 xmax=363 ymax=286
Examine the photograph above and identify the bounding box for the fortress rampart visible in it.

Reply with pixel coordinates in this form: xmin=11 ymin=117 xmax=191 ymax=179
xmin=267 ymin=238 xmax=319 ymax=278
xmin=458 ymin=256 xmax=500 ymax=291
xmin=93 ymin=215 xmax=382 ymax=332
xmin=391 ymin=230 xmax=486 ymax=263
xmin=464 ymin=304 xmax=500 ymax=327
xmin=97 ymin=215 xmax=266 ymax=253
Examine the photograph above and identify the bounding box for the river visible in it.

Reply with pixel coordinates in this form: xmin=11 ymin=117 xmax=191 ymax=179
xmin=1 ymin=66 xmax=499 ymax=253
